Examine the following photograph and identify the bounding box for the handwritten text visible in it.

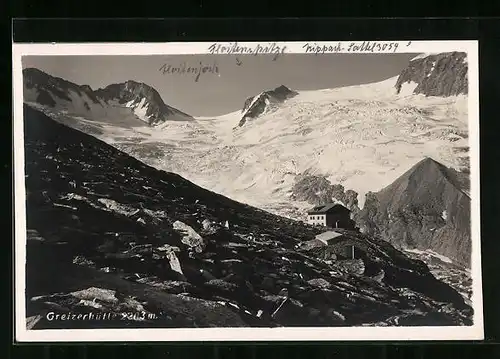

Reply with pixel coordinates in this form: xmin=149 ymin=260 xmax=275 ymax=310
xmin=158 ymin=61 xmax=219 ymax=82
xmin=303 ymin=41 xmax=402 ymax=54
xmin=208 ymin=42 xmax=287 ymax=61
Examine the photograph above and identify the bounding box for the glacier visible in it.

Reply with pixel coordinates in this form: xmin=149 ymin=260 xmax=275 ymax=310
xmin=27 ymin=74 xmax=469 ymax=221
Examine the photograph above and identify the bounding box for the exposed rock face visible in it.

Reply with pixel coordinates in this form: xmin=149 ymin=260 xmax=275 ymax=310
xmin=94 ymin=80 xmax=193 ymax=125
xmin=395 ymin=52 xmax=468 ymax=97
xmin=23 ymin=68 xmax=193 ymax=126
xmin=356 ymin=157 xmax=471 ymax=267
xmin=23 ymin=105 xmax=473 ymax=329
xmin=239 ymin=85 xmax=298 ymax=127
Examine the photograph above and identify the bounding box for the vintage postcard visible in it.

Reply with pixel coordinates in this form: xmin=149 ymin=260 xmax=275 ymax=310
xmin=12 ymin=41 xmax=483 ymax=341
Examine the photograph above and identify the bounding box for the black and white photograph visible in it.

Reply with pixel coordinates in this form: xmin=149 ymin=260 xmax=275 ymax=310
xmin=13 ymin=41 xmax=483 ymax=341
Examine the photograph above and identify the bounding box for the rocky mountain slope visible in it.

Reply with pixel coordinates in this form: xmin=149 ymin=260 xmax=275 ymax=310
xmin=23 ymin=68 xmax=193 ymax=126
xmin=395 ymin=52 xmax=468 ymax=97
xmin=239 ymin=85 xmax=298 ymax=127
xmin=23 ymin=105 xmax=472 ymax=329
xmin=22 ymin=61 xmax=469 ymax=219
xmin=356 ymin=158 xmax=471 ymax=267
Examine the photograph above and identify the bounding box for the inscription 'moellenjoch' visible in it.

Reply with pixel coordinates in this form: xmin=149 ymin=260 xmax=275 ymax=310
xmin=158 ymin=61 xmax=219 ymax=82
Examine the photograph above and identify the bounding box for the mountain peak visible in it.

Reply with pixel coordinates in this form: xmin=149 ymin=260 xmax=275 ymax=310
xmin=23 ymin=67 xmax=75 ymax=87
xmin=23 ymin=104 xmax=473 ymax=328
xmin=273 ymin=84 xmax=292 ymax=92
xmin=23 ymin=67 xmax=45 ymax=75
xmin=395 ymin=52 xmax=468 ymax=97
xmin=358 ymin=156 xmax=471 ymax=267
xmin=80 ymin=84 xmax=93 ymax=92
xmin=94 ymin=81 xmax=193 ymax=125
xmin=239 ymin=85 xmax=298 ymax=127
xmin=381 ymin=157 xmax=468 ymax=197
xmin=404 ymin=157 xmax=469 ymax=194
xmin=414 ymin=156 xmax=442 ymax=169
xmin=23 ymin=67 xmax=101 ymax=107
xmin=123 ymin=79 xmax=149 ymax=88
xmin=23 ymin=68 xmax=193 ymax=126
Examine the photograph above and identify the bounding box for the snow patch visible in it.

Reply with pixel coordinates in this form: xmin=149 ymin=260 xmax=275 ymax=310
xmin=332 ymin=197 xmax=348 ymax=208
xmin=130 ymin=97 xmax=152 ymax=124
xmin=427 ymin=250 xmax=453 ymax=264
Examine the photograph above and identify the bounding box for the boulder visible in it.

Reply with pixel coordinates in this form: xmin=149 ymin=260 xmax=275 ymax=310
xmin=173 ymin=221 xmax=205 ymax=252
xmin=325 ymin=308 xmax=346 ymax=323
xmin=154 ymin=244 xmax=184 ymax=277
xmin=72 ymin=255 xmax=96 ymax=267
xmin=156 ymin=244 xmax=181 ymax=253
xmin=307 ymin=278 xmax=332 ymax=289
xmin=117 ymin=296 xmax=147 ymax=312
xmin=136 ymin=278 xmax=193 ymax=294
xmin=70 ymin=287 xmax=119 ymax=304
xmin=166 ymin=251 xmax=184 ymax=276
xmin=338 ymin=259 xmax=365 ymax=275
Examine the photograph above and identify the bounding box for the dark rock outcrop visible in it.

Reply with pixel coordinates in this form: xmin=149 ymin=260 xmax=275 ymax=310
xmin=239 ymin=85 xmax=298 ymax=127
xmin=23 ymin=105 xmax=473 ymax=329
xmin=356 ymin=157 xmax=471 ymax=267
xmin=35 ymin=89 xmax=57 ymax=108
xmin=291 ymin=174 xmax=360 ymax=212
xmin=395 ymin=52 xmax=468 ymax=97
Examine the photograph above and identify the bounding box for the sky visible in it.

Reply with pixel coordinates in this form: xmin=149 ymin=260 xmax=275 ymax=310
xmin=22 ymin=53 xmax=418 ymax=116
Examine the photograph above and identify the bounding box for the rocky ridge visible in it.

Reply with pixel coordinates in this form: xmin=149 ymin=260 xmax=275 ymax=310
xmin=239 ymin=85 xmax=298 ymax=127
xmin=23 ymin=68 xmax=193 ymax=126
xmin=94 ymin=80 xmax=193 ymax=125
xmin=291 ymin=174 xmax=360 ymax=212
xmin=23 ymin=105 xmax=472 ymax=329
xmin=395 ymin=52 xmax=468 ymax=97
xmin=356 ymin=157 xmax=471 ymax=268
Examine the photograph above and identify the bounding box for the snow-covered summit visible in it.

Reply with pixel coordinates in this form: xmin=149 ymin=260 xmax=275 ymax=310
xmin=23 ymin=68 xmax=193 ymax=126
xmin=94 ymin=80 xmax=193 ymax=125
